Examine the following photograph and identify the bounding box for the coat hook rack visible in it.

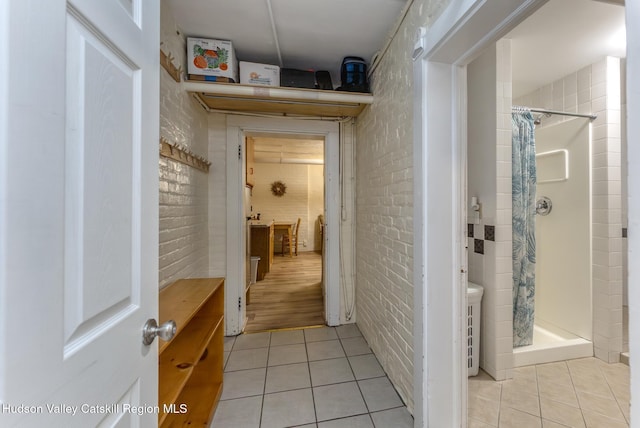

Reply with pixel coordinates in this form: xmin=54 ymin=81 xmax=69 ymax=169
xmin=160 ymin=137 xmax=211 ymax=173
xmin=160 ymin=49 xmax=181 ymax=83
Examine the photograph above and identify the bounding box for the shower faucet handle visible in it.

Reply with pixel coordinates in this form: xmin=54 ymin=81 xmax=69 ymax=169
xmin=536 ymin=196 xmax=552 ymax=216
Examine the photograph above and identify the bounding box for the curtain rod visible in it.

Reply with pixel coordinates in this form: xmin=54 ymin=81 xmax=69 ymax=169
xmin=512 ymin=106 xmax=597 ymax=121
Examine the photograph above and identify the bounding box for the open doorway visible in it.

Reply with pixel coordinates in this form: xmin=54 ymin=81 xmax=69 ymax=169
xmin=411 ymin=0 xmax=635 ymax=425
xmin=224 ymin=115 xmax=340 ymax=336
xmin=462 ymin=0 xmax=628 ymax=426
xmin=244 ymin=134 xmax=326 ymax=331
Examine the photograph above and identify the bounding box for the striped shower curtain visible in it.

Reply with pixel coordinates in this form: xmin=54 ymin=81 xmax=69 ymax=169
xmin=512 ymin=110 xmax=537 ymax=347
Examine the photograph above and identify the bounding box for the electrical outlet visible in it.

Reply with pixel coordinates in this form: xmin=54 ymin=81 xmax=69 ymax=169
xmin=303 ymin=240 xmax=307 ymax=247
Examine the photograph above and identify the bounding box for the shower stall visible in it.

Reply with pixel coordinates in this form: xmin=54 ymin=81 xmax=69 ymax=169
xmin=467 ymin=52 xmax=623 ymax=379
xmin=512 ymin=113 xmax=594 ymax=367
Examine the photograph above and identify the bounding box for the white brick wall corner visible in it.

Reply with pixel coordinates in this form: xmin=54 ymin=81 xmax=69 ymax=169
xmin=354 ymin=0 xmax=451 ymax=413
xmin=159 ymin=3 xmax=210 ymax=288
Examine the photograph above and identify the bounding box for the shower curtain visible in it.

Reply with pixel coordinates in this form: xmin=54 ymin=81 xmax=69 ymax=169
xmin=512 ymin=110 xmax=537 ymax=347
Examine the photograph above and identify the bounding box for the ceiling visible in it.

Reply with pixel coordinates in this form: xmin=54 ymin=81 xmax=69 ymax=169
xmin=168 ymin=0 xmax=626 ymax=98
xmin=506 ymin=0 xmax=626 ymax=98
xmin=167 ymin=0 xmax=626 ymax=160
xmin=166 ymin=0 xmax=407 ymax=88
xmin=250 ymin=136 xmax=324 ymax=164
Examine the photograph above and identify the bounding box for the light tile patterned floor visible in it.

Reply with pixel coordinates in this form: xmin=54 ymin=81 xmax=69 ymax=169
xmin=469 ymin=358 xmax=630 ymax=428
xmin=212 ymin=325 xmax=413 ymax=428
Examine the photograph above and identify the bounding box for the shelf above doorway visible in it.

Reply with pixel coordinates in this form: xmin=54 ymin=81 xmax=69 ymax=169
xmin=183 ymin=81 xmax=373 ymax=117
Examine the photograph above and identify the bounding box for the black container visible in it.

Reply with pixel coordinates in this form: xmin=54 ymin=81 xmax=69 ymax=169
xmin=338 ymin=56 xmax=369 ymax=92
xmin=315 ymin=70 xmax=333 ymax=90
xmin=280 ymin=68 xmax=316 ymax=89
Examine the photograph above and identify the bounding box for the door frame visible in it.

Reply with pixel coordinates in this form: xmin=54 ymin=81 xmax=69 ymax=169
xmin=224 ymin=115 xmax=340 ymax=335
xmin=411 ymin=0 xmax=548 ymax=426
xmin=628 ymin=1 xmax=640 ymax=425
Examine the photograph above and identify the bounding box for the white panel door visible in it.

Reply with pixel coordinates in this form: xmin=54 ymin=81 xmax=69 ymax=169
xmin=0 ymin=0 xmax=159 ymax=427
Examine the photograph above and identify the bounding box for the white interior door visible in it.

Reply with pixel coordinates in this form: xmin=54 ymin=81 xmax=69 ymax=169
xmin=0 ymin=1 xmax=159 ymax=427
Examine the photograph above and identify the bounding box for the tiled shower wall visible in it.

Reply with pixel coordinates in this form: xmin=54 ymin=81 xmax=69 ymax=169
xmin=515 ymin=57 xmax=624 ymax=363
xmin=470 ymin=45 xmax=624 ymax=378
xmin=467 ymin=39 xmax=514 ymax=381
xmin=158 ymin=3 xmax=210 ymax=288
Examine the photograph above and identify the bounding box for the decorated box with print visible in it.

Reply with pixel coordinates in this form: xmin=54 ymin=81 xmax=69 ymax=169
xmin=187 ymin=37 xmax=238 ymax=82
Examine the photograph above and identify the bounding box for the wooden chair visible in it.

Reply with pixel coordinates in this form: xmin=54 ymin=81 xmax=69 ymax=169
xmin=282 ymin=218 xmax=301 ymax=256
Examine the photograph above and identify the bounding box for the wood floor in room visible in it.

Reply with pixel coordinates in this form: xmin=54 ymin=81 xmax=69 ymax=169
xmin=245 ymin=251 xmax=325 ymax=332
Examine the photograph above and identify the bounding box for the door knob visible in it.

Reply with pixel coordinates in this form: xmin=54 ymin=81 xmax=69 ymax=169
xmin=142 ymin=318 xmax=177 ymax=345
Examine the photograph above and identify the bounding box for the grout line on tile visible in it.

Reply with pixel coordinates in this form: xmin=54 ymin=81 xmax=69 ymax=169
xmin=245 ymin=324 xmax=325 ymax=334
xmin=535 ymin=365 xmax=543 ymax=425
xmin=305 ymin=335 xmax=319 ymax=425
xmin=496 ymin=373 xmax=504 ymax=427
xmin=475 ymin=358 xmax=630 ymax=428
xmin=541 ymin=418 xmax=572 ymax=427
xmin=317 ymin=411 xmax=372 ymax=426
xmin=599 ymin=361 xmax=631 ymax=424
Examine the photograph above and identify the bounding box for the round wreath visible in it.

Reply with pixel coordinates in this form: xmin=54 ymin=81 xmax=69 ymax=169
xmin=270 ymin=180 xmax=287 ymax=197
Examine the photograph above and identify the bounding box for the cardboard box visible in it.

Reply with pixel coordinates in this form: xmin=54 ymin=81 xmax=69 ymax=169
xmin=187 ymin=37 xmax=238 ymax=81
xmin=239 ymin=61 xmax=280 ymax=86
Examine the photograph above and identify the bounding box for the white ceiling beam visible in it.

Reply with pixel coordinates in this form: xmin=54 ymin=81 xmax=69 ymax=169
xmin=255 ymin=157 xmax=324 ymax=165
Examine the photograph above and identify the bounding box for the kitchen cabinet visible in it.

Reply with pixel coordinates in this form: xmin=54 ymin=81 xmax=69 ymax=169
xmin=250 ymin=221 xmax=274 ymax=281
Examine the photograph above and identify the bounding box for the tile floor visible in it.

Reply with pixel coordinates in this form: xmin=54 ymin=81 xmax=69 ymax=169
xmin=212 ymin=324 xmax=413 ymax=428
xmin=469 ymin=357 xmax=630 ymax=427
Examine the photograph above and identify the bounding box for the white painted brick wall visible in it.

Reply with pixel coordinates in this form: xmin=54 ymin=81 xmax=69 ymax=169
xmin=354 ymin=0 xmax=450 ymax=413
xmin=251 ymin=163 xmax=324 ymax=252
xmin=159 ymin=3 xmax=210 ymax=288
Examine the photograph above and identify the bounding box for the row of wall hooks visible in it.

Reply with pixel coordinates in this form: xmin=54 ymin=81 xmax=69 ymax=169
xmin=160 ymin=137 xmax=211 ymax=173
xmin=160 ymin=48 xmax=181 ymax=83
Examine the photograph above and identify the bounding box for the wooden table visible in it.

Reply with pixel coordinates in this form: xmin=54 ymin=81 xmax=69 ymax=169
xmin=273 ymin=221 xmax=296 ymax=257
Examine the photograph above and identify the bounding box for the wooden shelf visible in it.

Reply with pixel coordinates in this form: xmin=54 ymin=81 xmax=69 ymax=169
xmin=183 ymin=81 xmax=373 ymax=117
xmin=159 ymin=278 xmax=223 ymax=354
xmin=158 ymin=278 xmax=224 ymax=427
xmin=161 ymin=326 xmax=224 ymax=427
